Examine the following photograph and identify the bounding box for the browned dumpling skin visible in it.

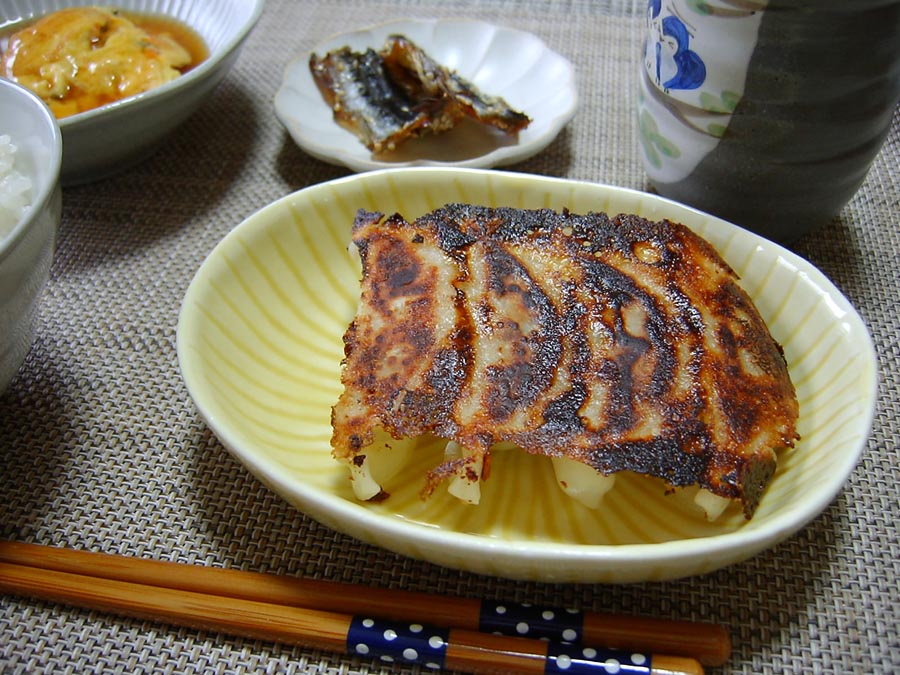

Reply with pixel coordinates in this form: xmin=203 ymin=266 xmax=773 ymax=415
xmin=2 ymin=7 xmax=193 ymax=118
xmin=332 ymin=205 xmax=800 ymax=519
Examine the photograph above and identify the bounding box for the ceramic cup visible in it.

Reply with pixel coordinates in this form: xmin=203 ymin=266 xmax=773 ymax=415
xmin=637 ymin=0 xmax=900 ymax=244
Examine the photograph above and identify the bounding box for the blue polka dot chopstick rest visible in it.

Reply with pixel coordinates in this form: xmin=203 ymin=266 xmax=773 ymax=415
xmin=0 ymin=542 xmax=726 ymax=672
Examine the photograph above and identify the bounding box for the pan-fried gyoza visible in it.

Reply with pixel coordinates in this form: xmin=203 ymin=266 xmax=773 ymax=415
xmin=331 ymin=204 xmax=799 ymax=520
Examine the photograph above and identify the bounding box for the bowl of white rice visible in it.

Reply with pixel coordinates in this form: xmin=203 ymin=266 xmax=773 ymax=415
xmin=0 ymin=77 xmax=62 ymax=392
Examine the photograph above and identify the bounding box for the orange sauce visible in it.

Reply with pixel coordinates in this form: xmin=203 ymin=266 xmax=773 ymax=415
xmin=125 ymin=12 xmax=208 ymax=70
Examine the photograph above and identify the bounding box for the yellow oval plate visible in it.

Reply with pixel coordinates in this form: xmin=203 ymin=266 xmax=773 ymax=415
xmin=177 ymin=168 xmax=876 ymax=582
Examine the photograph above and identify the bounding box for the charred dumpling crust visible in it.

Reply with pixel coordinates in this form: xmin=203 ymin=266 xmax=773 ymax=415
xmin=331 ymin=205 xmax=799 ymax=518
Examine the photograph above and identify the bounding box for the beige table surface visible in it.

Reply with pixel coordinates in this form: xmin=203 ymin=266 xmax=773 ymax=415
xmin=2 ymin=1 xmax=898 ymax=673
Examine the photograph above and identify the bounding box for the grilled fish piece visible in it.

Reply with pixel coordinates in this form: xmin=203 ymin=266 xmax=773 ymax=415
xmin=309 ymin=47 xmax=439 ymax=153
xmin=380 ymin=35 xmax=532 ymax=135
xmin=331 ymin=205 xmax=799 ymax=519
xmin=309 ymin=35 xmax=530 ymax=153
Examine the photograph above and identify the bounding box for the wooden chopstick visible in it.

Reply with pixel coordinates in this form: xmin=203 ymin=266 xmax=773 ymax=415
xmin=0 ymin=559 xmax=703 ymax=675
xmin=0 ymin=541 xmax=726 ymax=671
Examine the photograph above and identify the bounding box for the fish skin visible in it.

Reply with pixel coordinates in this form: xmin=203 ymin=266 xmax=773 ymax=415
xmin=309 ymin=36 xmax=531 ymax=153
xmin=380 ymin=35 xmax=532 ymax=134
xmin=309 ymin=47 xmax=433 ymax=152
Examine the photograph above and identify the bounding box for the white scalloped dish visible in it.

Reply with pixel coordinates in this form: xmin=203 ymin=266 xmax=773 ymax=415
xmin=177 ymin=168 xmax=876 ymax=583
xmin=274 ymin=19 xmax=577 ymax=171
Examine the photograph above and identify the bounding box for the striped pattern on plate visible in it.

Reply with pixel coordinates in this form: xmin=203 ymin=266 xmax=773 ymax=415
xmin=177 ymin=168 xmax=876 ymax=582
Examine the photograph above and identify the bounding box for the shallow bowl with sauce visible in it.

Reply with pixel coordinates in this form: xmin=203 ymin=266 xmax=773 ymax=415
xmin=0 ymin=0 xmax=265 ymax=185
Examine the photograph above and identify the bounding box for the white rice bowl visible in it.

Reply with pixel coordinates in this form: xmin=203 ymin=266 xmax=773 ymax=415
xmin=0 ymin=77 xmax=62 ymax=393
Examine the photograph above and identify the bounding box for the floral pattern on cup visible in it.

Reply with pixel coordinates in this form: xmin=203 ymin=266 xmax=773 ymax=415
xmin=645 ymin=0 xmax=707 ymax=93
xmin=638 ymin=0 xmax=765 ymax=183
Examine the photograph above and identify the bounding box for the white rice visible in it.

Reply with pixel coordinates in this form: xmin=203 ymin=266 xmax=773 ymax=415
xmin=0 ymin=134 xmax=33 ymax=241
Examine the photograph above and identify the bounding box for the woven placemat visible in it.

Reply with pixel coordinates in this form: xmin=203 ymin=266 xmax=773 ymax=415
xmin=2 ymin=1 xmax=898 ymax=673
